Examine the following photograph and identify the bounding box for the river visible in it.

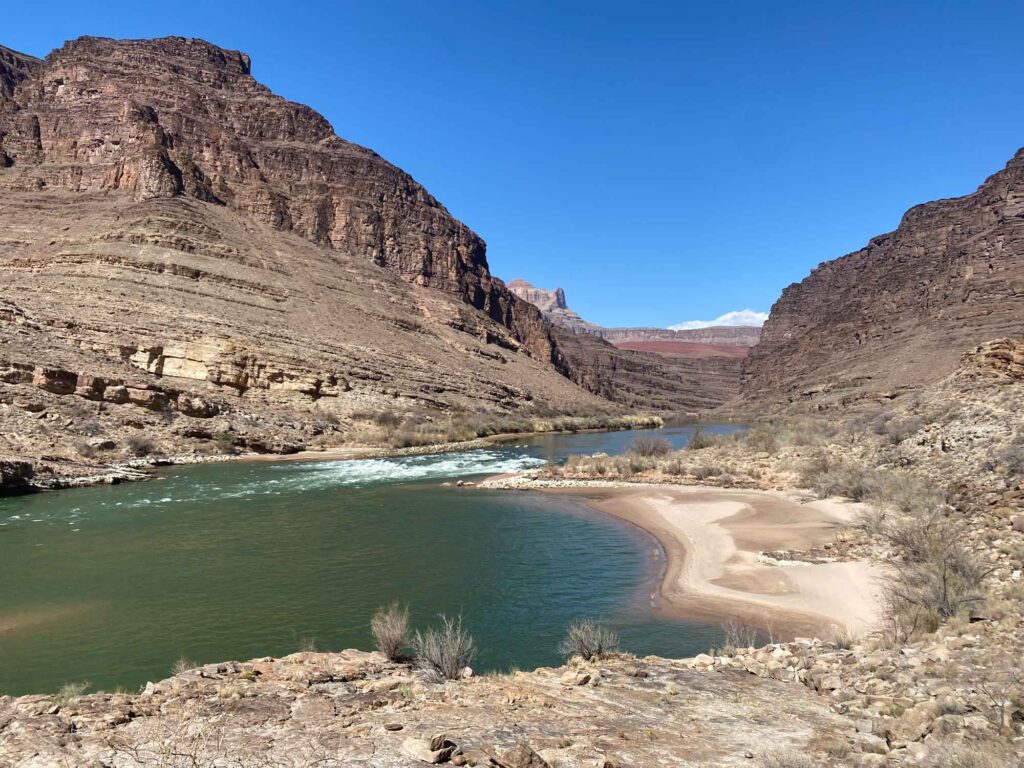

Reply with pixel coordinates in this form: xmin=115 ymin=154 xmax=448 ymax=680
xmin=0 ymin=423 xmax=740 ymax=695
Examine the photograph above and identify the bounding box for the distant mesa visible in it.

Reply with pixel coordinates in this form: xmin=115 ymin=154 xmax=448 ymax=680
xmin=670 ymin=309 xmax=769 ymax=331
xmin=507 ymin=279 xmax=761 ymax=358
xmin=506 ymin=280 xmax=600 ymax=334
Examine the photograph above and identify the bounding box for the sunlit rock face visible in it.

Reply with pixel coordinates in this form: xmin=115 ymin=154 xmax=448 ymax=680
xmin=743 ymin=148 xmax=1024 ymax=406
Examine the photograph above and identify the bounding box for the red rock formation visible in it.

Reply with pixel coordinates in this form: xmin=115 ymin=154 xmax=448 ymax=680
xmin=744 ymin=148 xmax=1024 ymax=406
xmin=612 ymin=341 xmax=750 ymax=359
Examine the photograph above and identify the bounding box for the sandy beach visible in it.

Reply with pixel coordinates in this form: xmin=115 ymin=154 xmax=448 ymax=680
xmin=540 ymin=484 xmax=883 ymax=638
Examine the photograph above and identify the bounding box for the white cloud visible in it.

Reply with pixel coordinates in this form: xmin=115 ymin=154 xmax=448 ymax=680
xmin=668 ymin=309 xmax=769 ymax=331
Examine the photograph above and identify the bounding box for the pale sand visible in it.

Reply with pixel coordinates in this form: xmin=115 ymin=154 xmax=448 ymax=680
xmin=547 ymin=485 xmax=883 ymax=638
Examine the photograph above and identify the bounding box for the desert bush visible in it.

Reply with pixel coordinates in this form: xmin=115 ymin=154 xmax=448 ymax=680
xmin=558 ymin=619 xmax=620 ymax=661
xmin=799 ymin=456 xmax=898 ymax=502
xmin=625 ymin=453 xmax=655 ymax=474
xmin=882 ymin=517 xmax=987 ymax=640
xmin=686 ymin=426 xmax=717 ymax=450
xmin=758 ymin=750 xmax=817 ymax=768
xmin=717 ymin=619 xmax=758 ymax=654
xmin=692 ymin=464 xmax=724 ymax=480
xmin=74 ymin=439 xmax=98 ymax=459
xmin=995 ymin=434 xmax=1024 ymax=478
xmin=828 ymin=625 xmax=856 ymax=650
xmin=967 ymin=652 xmax=1024 ymax=731
xmin=662 ymin=458 xmax=687 ymax=475
xmin=55 ymin=681 xmax=89 ymax=704
xmin=371 ymin=602 xmax=410 ymax=661
xmin=880 ymin=415 xmax=925 ymax=444
xmin=125 ymin=434 xmax=156 ymax=457
xmin=411 ymin=614 xmax=476 ymax=681
xmin=742 ymin=426 xmax=779 ymax=454
xmin=372 ymin=409 xmax=403 ymax=429
xmin=628 ymin=435 xmax=673 ymax=457
xmin=172 ymin=657 xmax=195 ymax=675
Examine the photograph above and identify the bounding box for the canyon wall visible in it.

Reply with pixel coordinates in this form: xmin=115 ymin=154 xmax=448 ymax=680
xmin=744 ymin=148 xmax=1024 ymax=407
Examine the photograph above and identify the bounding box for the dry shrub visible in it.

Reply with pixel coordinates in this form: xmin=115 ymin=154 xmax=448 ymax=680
xmin=881 ymin=516 xmax=987 ymax=642
xmin=558 ymin=619 xmax=620 ymax=661
xmin=371 ymin=602 xmax=410 ymax=661
xmin=686 ymin=426 xmax=717 ymax=450
xmin=628 ymin=435 xmax=672 ymax=457
xmin=692 ymin=464 xmax=724 ymax=480
xmin=55 ymin=680 xmax=89 ymax=704
xmin=74 ymin=439 xmax=98 ymax=459
xmin=742 ymin=426 xmax=779 ymax=454
xmin=411 ymin=614 xmax=476 ymax=681
xmin=995 ymin=433 xmax=1024 ymax=478
xmin=717 ymin=619 xmax=758 ymax=654
xmin=125 ymin=434 xmax=156 ymax=457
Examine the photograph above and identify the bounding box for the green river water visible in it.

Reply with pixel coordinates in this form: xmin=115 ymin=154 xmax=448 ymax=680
xmin=0 ymin=424 xmax=739 ymax=695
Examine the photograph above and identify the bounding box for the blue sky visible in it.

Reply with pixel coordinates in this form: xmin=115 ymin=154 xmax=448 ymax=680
xmin=5 ymin=2 xmax=1024 ymax=327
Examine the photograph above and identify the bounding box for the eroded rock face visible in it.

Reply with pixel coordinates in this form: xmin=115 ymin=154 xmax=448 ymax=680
xmin=0 ymin=36 xmax=560 ymax=365
xmin=0 ymin=35 xmax=741 ymax=426
xmin=743 ymin=149 xmax=1024 ymax=406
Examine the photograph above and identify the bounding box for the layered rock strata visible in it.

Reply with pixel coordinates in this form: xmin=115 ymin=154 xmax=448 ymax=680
xmin=743 ymin=149 xmax=1024 ymax=406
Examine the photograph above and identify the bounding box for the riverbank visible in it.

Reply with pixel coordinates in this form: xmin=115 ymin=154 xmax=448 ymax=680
xmin=10 ymin=418 xmax=664 ymax=494
xmin=483 ymin=476 xmax=883 ymax=638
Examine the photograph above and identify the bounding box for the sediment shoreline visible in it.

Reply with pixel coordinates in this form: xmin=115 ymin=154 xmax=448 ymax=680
xmin=483 ymin=476 xmax=883 ymax=638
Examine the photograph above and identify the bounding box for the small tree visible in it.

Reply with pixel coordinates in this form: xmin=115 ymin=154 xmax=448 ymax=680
xmin=411 ymin=614 xmax=476 ymax=681
xmin=558 ymin=619 xmax=620 ymax=661
xmin=371 ymin=602 xmax=410 ymax=661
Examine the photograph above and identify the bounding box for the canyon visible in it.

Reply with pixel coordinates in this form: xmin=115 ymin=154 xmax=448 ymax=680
xmin=0 ymin=36 xmax=738 ymax=486
xmin=3 ymin=30 xmax=1024 ymax=768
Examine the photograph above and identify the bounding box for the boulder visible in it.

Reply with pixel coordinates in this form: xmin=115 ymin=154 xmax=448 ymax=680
xmin=490 ymin=744 xmax=550 ymax=768
xmin=0 ymin=458 xmax=34 ymax=494
xmin=402 ymin=736 xmax=458 ymax=764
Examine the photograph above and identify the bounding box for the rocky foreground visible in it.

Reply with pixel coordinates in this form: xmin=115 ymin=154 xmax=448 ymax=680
xmin=0 ymin=649 xmax=855 ymax=767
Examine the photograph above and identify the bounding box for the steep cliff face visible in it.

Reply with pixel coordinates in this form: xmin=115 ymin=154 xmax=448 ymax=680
xmin=744 ymin=148 xmax=1024 ymax=406
xmin=1 ymin=37 xmax=643 ymax=473
xmin=0 ymin=36 xmax=558 ymax=364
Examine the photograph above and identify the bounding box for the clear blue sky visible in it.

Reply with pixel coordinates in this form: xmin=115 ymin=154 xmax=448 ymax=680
xmin=5 ymin=2 xmax=1024 ymax=327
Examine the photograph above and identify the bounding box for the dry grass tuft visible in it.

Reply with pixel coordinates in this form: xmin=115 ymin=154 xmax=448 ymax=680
xmin=371 ymin=602 xmax=410 ymax=661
